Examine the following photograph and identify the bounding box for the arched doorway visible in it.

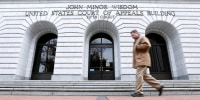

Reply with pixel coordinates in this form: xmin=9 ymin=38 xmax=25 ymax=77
xmin=146 ymin=33 xmax=172 ymax=80
xmin=88 ymin=33 xmax=114 ymax=80
xmin=31 ymin=33 xmax=57 ymax=80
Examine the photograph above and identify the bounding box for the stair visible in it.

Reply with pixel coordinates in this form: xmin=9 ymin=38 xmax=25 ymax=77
xmin=0 ymin=80 xmax=199 ymax=96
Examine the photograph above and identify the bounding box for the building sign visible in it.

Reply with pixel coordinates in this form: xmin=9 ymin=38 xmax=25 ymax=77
xmin=25 ymin=4 xmax=175 ymax=19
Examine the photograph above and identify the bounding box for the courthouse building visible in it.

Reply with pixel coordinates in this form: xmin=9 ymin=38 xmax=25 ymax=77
xmin=0 ymin=0 xmax=200 ymax=81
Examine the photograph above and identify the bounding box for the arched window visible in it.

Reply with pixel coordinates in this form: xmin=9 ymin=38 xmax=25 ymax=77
xmin=89 ymin=33 xmax=115 ymax=80
xmin=31 ymin=33 xmax=57 ymax=80
xmin=146 ymin=33 xmax=172 ymax=80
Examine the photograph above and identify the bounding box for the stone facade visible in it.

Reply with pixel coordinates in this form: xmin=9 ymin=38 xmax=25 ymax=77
xmin=0 ymin=0 xmax=200 ymax=80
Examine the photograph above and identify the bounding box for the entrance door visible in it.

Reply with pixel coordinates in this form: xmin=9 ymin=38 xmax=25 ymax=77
xmin=88 ymin=33 xmax=114 ymax=80
xmin=31 ymin=33 xmax=57 ymax=80
xmin=146 ymin=33 xmax=172 ymax=80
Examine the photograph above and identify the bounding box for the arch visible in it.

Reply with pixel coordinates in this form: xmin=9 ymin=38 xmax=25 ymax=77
xmin=146 ymin=20 xmax=188 ymax=80
xmin=84 ymin=20 xmax=120 ymax=80
xmin=16 ymin=21 xmax=58 ymax=80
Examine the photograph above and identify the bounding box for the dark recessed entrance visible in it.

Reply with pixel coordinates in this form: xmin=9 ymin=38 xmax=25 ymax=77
xmin=88 ymin=33 xmax=114 ymax=80
xmin=146 ymin=33 xmax=172 ymax=80
xmin=31 ymin=33 xmax=57 ymax=80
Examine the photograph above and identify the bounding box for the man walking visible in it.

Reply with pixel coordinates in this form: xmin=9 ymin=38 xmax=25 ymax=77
xmin=130 ymin=30 xmax=164 ymax=97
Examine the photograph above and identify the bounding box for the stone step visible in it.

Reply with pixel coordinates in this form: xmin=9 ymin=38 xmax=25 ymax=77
xmin=0 ymin=80 xmax=199 ymax=96
xmin=1 ymin=80 xmax=200 ymax=84
xmin=1 ymin=83 xmax=200 ymax=88
xmin=0 ymin=83 xmax=200 ymax=88
xmin=0 ymin=86 xmax=200 ymax=91
xmin=0 ymin=80 xmax=199 ymax=85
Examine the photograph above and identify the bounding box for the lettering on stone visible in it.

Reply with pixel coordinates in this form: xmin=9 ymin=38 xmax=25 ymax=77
xmin=87 ymin=5 xmax=108 ymax=9
xmin=147 ymin=11 xmax=175 ymax=16
xmin=115 ymin=10 xmax=143 ymax=16
xmin=51 ymin=10 xmax=74 ymax=16
xmin=112 ymin=5 xmax=138 ymax=9
xmin=66 ymin=5 xmax=83 ymax=9
xmin=25 ymin=11 xmax=48 ymax=16
xmin=24 ymin=4 xmax=176 ymax=19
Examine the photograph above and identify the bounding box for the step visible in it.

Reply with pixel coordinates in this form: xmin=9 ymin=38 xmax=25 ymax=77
xmin=0 ymin=80 xmax=199 ymax=96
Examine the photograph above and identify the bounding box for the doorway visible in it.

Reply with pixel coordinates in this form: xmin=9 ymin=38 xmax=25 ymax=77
xmin=31 ymin=33 xmax=57 ymax=80
xmin=146 ymin=33 xmax=172 ymax=80
xmin=88 ymin=33 xmax=114 ymax=80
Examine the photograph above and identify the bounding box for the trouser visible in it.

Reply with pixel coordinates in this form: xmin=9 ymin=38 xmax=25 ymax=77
xmin=135 ymin=65 xmax=162 ymax=94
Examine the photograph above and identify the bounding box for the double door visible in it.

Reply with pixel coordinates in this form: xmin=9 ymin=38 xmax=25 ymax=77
xmin=89 ymin=45 xmax=114 ymax=80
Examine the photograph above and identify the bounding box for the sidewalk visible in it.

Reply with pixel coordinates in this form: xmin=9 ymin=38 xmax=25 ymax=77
xmin=0 ymin=95 xmax=200 ymax=100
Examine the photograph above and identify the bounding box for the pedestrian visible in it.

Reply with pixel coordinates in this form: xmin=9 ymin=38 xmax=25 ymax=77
xmin=130 ymin=29 xmax=164 ymax=97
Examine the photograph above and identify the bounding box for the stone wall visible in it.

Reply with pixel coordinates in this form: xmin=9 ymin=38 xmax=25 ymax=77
xmin=0 ymin=0 xmax=200 ymax=80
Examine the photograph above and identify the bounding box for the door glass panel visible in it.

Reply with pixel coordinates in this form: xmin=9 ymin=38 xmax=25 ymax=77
xmin=91 ymin=38 xmax=101 ymax=44
xmin=32 ymin=37 xmax=57 ymax=74
xmin=89 ymin=47 xmax=114 ymax=72
xmin=102 ymin=48 xmax=113 ymax=72
xmin=89 ymin=33 xmax=114 ymax=80
xmin=31 ymin=33 xmax=57 ymax=80
xmin=41 ymin=46 xmax=48 ymax=62
xmin=102 ymin=38 xmax=112 ymax=44
xmin=90 ymin=47 xmax=101 ymax=72
xmin=38 ymin=39 xmax=57 ymax=73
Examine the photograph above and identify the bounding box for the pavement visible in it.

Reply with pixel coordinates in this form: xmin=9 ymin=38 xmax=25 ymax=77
xmin=0 ymin=95 xmax=200 ymax=100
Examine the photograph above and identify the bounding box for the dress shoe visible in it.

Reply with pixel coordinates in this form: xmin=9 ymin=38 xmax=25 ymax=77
xmin=158 ymin=85 xmax=164 ymax=96
xmin=131 ymin=93 xmax=144 ymax=97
